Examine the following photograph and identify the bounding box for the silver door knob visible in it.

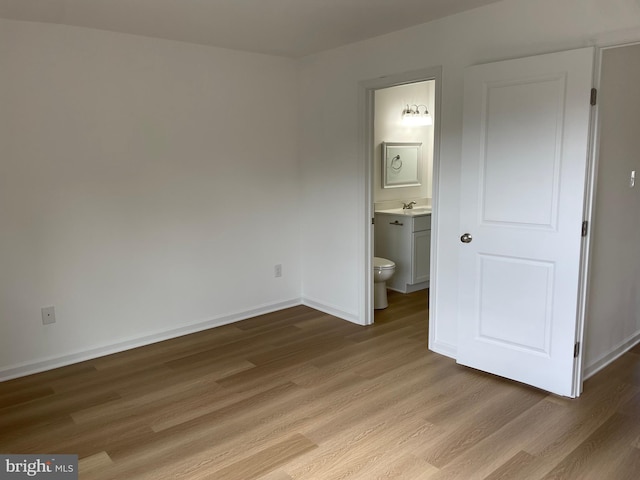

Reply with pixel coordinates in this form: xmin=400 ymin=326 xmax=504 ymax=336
xmin=460 ymin=233 xmax=473 ymax=243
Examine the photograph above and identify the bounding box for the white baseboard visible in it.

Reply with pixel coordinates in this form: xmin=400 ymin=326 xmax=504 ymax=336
xmin=301 ymin=296 xmax=362 ymax=325
xmin=583 ymin=330 xmax=640 ymax=380
xmin=388 ymin=282 xmax=429 ymax=294
xmin=0 ymin=298 xmax=301 ymax=382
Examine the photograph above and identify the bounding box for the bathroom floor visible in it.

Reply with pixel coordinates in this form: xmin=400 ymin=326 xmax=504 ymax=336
xmin=374 ymin=288 xmax=429 ymax=325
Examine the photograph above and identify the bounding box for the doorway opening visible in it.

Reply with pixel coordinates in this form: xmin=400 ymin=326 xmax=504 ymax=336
xmin=359 ymin=67 xmax=442 ymax=325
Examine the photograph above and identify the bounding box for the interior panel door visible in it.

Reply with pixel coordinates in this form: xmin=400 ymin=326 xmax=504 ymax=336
xmin=457 ymin=48 xmax=594 ymax=397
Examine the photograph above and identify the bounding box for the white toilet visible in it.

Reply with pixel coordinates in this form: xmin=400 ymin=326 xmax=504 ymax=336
xmin=373 ymin=257 xmax=396 ymax=309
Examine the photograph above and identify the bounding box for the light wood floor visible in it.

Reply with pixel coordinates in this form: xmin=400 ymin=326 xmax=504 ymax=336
xmin=1 ymin=290 xmax=639 ymax=479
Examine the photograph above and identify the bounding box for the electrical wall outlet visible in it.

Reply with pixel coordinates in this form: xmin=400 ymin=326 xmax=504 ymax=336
xmin=274 ymin=264 xmax=282 ymax=277
xmin=41 ymin=306 xmax=56 ymax=325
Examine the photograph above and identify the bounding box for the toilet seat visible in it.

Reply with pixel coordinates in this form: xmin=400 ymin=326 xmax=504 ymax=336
xmin=373 ymin=257 xmax=395 ymax=310
xmin=374 ymin=257 xmax=395 ymax=270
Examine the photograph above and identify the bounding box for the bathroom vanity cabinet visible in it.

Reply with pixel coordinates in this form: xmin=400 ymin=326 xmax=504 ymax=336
xmin=374 ymin=211 xmax=431 ymax=293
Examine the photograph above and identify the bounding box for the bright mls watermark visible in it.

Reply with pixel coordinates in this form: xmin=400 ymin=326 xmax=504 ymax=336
xmin=0 ymin=455 xmax=77 ymax=479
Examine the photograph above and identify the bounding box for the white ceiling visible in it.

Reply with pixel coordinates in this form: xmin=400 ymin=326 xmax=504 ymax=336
xmin=0 ymin=0 xmax=502 ymax=57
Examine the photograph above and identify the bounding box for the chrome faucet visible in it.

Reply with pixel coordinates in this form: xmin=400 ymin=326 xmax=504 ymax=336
xmin=402 ymin=201 xmax=417 ymax=210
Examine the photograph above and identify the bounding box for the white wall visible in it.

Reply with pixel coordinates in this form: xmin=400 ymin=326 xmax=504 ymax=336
xmin=298 ymin=0 xmax=640 ymax=354
xmin=584 ymin=43 xmax=640 ymax=376
xmin=5 ymin=0 xmax=640 ymax=381
xmin=374 ymin=81 xmax=434 ymax=207
xmin=0 ymin=19 xmax=300 ymax=378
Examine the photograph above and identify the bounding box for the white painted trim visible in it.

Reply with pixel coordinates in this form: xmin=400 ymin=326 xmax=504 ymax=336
xmin=429 ymin=340 xmax=457 ymax=359
xmin=0 ymin=298 xmax=301 ymax=382
xmin=572 ymin=46 xmax=599 ymax=398
xmin=358 ymin=66 xmax=442 ymax=331
xmin=302 ymin=296 xmax=361 ymax=324
xmin=427 ymin=69 xmax=443 ymax=356
xmin=581 ymin=39 xmax=640 ymax=386
xmin=583 ymin=331 xmax=640 ymax=380
xmin=387 ymin=283 xmax=429 ymax=294
xmin=357 ymin=83 xmax=375 ymax=326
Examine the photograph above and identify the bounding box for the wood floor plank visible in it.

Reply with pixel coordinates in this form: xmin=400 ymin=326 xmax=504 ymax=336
xmin=78 ymin=451 xmax=114 ymax=473
xmin=286 ymin=401 xmax=440 ymax=479
xmin=1 ymin=290 xmax=639 ymax=480
xmin=422 ymin=386 xmax=547 ymax=468
xmin=139 ymin=372 xmax=373 ymax=479
xmin=524 ymin=380 xmax=639 ymax=462
xmin=482 ymin=451 xmax=537 ymax=480
xmin=71 ymin=378 xmax=229 ymax=426
xmin=159 ymin=325 xmax=303 ymax=370
xmin=207 ymin=434 xmax=317 ymax=480
xmin=427 ymin=398 xmax=567 ymax=480
xmin=256 ymin=471 xmax=294 ymax=480
xmin=0 ymin=389 xmax=121 ymax=431
xmin=89 ymin=324 xmax=247 ymax=371
xmin=309 ymin=329 xmax=423 ymax=371
xmin=214 ymin=358 xmax=349 ymax=395
xmin=0 ymin=384 xmax=56 ymax=409
xmin=0 ymin=415 xmax=75 ymax=452
xmin=618 ymin=390 xmax=640 ymax=418
xmin=301 ymin=366 xmax=457 ymax=447
xmin=0 ymin=363 xmax=97 ymax=394
xmin=48 ymin=364 xmax=175 ymax=395
xmin=540 ymin=412 xmax=640 ymax=480
xmin=2 ymin=418 xmax=154 ymax=459
xmin=371 ymin=453 xmax=439 ymax=480
xmin=233 ymin=305 xmax=317 ymax=330
xmin=615 ymin=443 xmax=640 ymax=478
xmin=90 ymin=383 xmax=306 ymax=478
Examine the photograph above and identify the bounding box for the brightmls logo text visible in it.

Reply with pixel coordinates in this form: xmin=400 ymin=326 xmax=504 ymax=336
xmin=5 ymin=458 xmax=51 ymax=476
xmin=0 ymin=455 xmax=77 ymax=479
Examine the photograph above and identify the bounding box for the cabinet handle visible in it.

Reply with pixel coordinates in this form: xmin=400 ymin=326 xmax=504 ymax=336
xmin=390 ymin=220 xmax=404 ymax=226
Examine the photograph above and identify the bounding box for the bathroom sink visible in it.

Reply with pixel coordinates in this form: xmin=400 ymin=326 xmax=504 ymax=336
xmin=400 ymin=207 xmax=431 ymax=216
xmin=375 ymin=207 xmax=432 ymax=216
xmin=408 ymin=208 xmax=431 ymax=214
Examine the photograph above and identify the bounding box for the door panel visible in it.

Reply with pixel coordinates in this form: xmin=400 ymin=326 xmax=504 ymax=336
xmin=413 ymin=230 xmax=430 ymax=284
xmin=476 ymin=254 xmax=553 ymax=354
xmin=482 ymin=75 xmax=565 ymax=228
xmin=457 ymin=48 xmax=594 ymax=397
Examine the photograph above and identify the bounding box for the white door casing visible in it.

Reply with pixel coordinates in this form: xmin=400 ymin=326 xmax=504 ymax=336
xmin=457 ymin=48 xmax=594 ymax=397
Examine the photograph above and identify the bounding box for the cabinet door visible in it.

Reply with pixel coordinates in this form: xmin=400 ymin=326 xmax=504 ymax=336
xmin=412 ymin=230 xmax=431 ymax=284
xmin=374 ymin=215 xmax=411 ymax=291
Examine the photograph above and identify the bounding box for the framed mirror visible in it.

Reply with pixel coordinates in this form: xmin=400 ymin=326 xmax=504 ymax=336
xmin=382 ymin=141 xmax=423 ymax=188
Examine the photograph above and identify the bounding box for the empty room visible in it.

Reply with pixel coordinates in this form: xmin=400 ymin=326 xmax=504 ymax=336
xmin=1 ymin=0 xmax=640 ymax=478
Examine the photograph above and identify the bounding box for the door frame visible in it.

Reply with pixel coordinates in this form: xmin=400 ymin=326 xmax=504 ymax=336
xmin=575 ymin=41 xmax=640 ymax=395
xmin=578 ymin=40 xmax=640 ymax=391
xmin=357 ymin=66 xmax=442 ymax=325
xmin=573 ymin=47 xmax=603 ymax=397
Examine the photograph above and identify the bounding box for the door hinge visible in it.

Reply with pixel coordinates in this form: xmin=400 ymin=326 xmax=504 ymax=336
xmin=371 ymin=217 xmax=375 ymax=225
xmin=581 ymin=220 xmax=588 ymax=237
xmin=590 ymin=88 xmax=597 ymax=106
xmin=574 ymin=342 xmax=580 ymax=358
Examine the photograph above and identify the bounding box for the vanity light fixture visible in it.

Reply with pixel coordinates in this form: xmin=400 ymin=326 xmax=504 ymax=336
xmin=401 ymin=104 xmax=433 ymax=126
